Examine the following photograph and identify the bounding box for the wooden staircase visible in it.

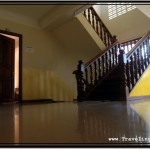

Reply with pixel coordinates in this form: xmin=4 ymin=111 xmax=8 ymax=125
xmin=73 ymin=7 xmax=150 ymax=102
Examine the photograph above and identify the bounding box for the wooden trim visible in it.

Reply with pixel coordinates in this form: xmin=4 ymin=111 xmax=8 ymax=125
xmin=128 ymin=96 xmax=150 ymax=104
xmin=0 ymin=29 xmax=23 ymax=102
xmin=128 ymin=95 xmax=150 ymax=101
xmin=21 ymin=99 xmax=64 ymax=105
xmin=85 ymin=41 xmax=118 ymax=67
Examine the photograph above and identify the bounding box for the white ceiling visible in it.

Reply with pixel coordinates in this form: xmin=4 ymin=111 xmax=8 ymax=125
xmin=135 ymin=5 xmax=150 ymax=18
xmin=0 ymin=5 xmax=56 ymax=20
xmin=0 ymin=4 xmax=149 ymax=31
xmin=0 ymin=4 xmax=91 ymax=30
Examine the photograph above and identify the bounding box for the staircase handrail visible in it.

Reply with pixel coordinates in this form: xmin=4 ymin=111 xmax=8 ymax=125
xmin=125 ymin=30 xmax=150 ymax=93
xmin=85 ymin=41 xmax=118 ymax=67
xmin=83 ymin=7 xmax=117 ymax=47
xmin=127 ymin=31 xmax=150 ymax=58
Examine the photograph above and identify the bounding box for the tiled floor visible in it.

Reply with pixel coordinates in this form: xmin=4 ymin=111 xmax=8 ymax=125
xmin=0 ymin=100 xmax=150 ymax=146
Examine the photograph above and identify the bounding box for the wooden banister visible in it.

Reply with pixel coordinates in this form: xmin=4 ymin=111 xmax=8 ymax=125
xmin=83 ymin=7 xmax=116 ymax=47
xmin=125 ymin=31 xmax=150 ymax=93
xmin=73 ymin=29 xmax=150 ymax=101
xmin=127 ymin=31 xmax=150 ymax=58
xmin=85 ymin=41 xmax=118 ymax=67
xmin=73 ymin=42 xmax=120 ymax=100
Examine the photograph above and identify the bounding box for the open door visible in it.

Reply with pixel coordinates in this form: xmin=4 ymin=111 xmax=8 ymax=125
xmin=0 ymin=34 xmax=15 ymax=103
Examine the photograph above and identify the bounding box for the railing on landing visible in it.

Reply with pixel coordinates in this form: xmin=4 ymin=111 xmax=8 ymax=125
xmin=83 ymin=7 xmax=117 ymax=47
xmin=120 ymin=37 xmax=141 ymax=53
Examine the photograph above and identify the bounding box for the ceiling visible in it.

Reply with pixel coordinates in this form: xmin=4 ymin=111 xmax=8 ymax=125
xmin=0 ymin=3 xmax=149 ymax=31
xmin=0 ymin=4 xmax=92 ymax=30
xmin=0 ymin=5 xmax=56 ymax=20
xmin=135 ymin=5 xmax=150 ymax=18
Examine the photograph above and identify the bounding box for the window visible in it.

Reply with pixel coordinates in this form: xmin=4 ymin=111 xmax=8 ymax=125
xmin=108 ymin=3 xmax=136 ymax=20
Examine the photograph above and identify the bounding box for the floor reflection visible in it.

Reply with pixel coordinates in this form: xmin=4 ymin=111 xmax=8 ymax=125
xmin=0 ymin=101 xmax=150 ymax=145
xmin=0 ymin=104 xmax=19 ymax=143
xmin=77 ymin=101 xmax=150 ymax=144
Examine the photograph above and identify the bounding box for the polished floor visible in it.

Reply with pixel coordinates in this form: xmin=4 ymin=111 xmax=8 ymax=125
xmin=0 ymin=100 xmax=150 ymax=146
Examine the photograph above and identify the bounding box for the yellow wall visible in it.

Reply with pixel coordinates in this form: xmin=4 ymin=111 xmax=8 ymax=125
xmin=130 ymin=66 xmax=150 ymax=97
xmin=23 ymin=68 xmax=75 ymax=101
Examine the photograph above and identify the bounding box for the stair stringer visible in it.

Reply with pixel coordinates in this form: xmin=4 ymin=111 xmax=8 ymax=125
xmin=76 ymin=13 xmax=106 ymax=51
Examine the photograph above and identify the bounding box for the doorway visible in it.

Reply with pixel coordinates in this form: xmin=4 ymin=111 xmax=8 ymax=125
xmin=0 ymin=29 xmax=22 ymax=103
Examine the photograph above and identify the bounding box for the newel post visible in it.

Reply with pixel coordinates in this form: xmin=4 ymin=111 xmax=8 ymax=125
xmin=118 ymin=49 xmax=128 ymax=101
xmin=73 ymin=60 xmax=85 ymax=101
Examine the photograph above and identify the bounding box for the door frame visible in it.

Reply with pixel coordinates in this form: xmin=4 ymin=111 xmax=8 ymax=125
xmin=0 ymin=29 xmax=22 ymax=102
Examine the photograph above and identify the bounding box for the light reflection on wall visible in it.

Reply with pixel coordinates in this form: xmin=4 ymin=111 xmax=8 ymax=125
xmin=22 ymin=68 xmax=75 ymax=101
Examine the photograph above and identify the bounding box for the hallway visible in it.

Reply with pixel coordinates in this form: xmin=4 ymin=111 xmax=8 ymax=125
xmin=0 ymin=100 xmax=150 ymax=146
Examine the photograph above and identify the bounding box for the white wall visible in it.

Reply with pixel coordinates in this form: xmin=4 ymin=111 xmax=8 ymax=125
xmin=93 ymin=5 xmax=150 ymax=42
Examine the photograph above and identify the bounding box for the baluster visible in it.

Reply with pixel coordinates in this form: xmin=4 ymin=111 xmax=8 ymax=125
xmin=103 ymin=28 xmax=107 ymax=46
xmin=118 ymin=49 xmax=128 ymax=101
xmin=126 ymin=43 xmax=129 ymax=53
xmin=102 ymin=55 xmax=105 ymax=75
xmin=94 ymin=61 xmax=98 ymax=84
xmin=131 ymin=41 xmax=134 ymax=48
xmin=121 ymin=43 xmax=124 ymax=52
xmin=83 ymin=10 xmax=86 ymax=18
xmin=133 ymin=40 xmax=137 ymax=47
xmin=126 ymin=60 xmax=131 ymax=92
xmin=105 ymin=32 xmax=108 ymax=47
xmin=98 ymin=58 xmax=101 ymax=79
xmin=95 ymin=17 xmax=99 ymax=34
xmin=109 ymin=49 xmax=112 ymax=69
xmin=140 ymin=45 xmax=144 ymax=73
xmin=91 ymin=10 xmax=95 ymax=30
xmin=112 ymin=47 xmax=115 ymax=67
xmin=85 ymin=68 xmax=89 ymax=92
xmin=107 ymin=36 xmax=110 ymax=46
xmin=106 ymin=33 xmax=109 ymax=47
xmin=73 ymin=60 xmax=85 ymax=101
xmin=143 ymin=41 xmax=147 ymax=68
xmin=133 ymin=52 xmax=138 ymax=82
xmin=97 ymin=20 xmax=100 ymax=37
xmin=146 ymin=36 xmax=150 ymax=63
xmin=99 ymin=22 xmax=102 ymax=40
xmin=137 ymin=48 xmax=142 ymax=77
xmin=130 ymin=56 xmax=135 ymax=89
xmin=105 ymin=52 xmax=109 ymax=73
xmin=88 ymin=8 xmax=91 ymax=24
xmin=89 ymin=64 xmax=93 ymax=86
xmin=115 ymin=44 xmax=118 ymax=64
xmin=129 ymin=41 xmax=132 ymax=50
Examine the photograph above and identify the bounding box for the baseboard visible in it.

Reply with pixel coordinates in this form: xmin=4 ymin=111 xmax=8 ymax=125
xmin=20 ymin=99 xmax=64 ymax=104
xmin=128 ymin=96 xmax=150 ymax=103
xmin=128 ymin=95 xmax=150 ymax=100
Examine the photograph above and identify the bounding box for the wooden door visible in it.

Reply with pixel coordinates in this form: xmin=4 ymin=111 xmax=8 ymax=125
xmin=0 ymin=34 xmax=15 ymax=103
